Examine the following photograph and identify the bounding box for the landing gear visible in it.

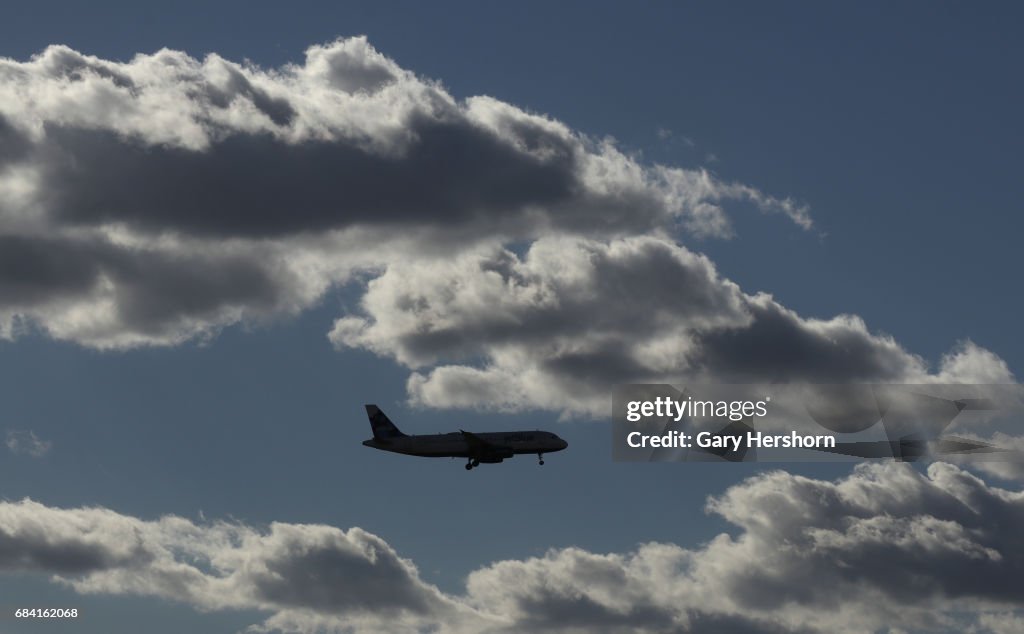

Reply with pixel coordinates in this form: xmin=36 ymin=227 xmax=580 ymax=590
xmin=465 ymin=463 xmax=473 ymax=470
xmin=538 ymin=453 xmax=545 ymax=466
xmin=465 ymin=458 xmax=480 ymax=471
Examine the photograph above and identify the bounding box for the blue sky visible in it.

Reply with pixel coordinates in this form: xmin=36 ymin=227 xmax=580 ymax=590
xmin=0 ymin=2 xmax=1022 ymax=633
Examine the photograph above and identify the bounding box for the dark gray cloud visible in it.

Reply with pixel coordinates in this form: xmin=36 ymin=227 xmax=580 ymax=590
xmin=0 ymin=234 xmax=301 ymax=346
xmin=0 ymin=532 xmax=147 ymax=576
xmin=702 ymin=463 xmax=1024 ymax=628
xmin=691 ymin=297 xmax=921 ymax=383
xmin=338 ymin=238 xmax=745 ymax=368
xmin=0 ymin=37 xmax=809 ymax=349
xmin=33 ymin=45 xmax=136 ymax=90
xmin=198 ymin=63 xmax=296 ymax=126
xmin=0 ymin=501 xmax=152 ymax=575
xmin=35 ymin=116 xmax=579 ymax=239
xmin=0 ymin=114 xmax=32 ymax=165
xmin=3 ymin=465 xmax=1024 ymax=632
xmin=465 ymin=463 xmax=1024 ymax=633
xmin=331 ymin=236 xmax=1011 ymax=416
xmin=104 ymin=246 xmax=285 ymax=338
xmin=680 ymin=613 xmax=818 ymax=634
xmin=314 ymin=37 xmax=398 ymax=94
xmin=0 ymin=500 xmax=467 ymax=632
xmin=0 ymin=235 xmax=103 ymax=306
xmin=0 ymin=37 xmax=803 ymax=244
xmin=245 ymin=525 xmax=443 ymax=617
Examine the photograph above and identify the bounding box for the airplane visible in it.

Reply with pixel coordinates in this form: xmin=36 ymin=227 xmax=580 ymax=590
xmin=361 ymin=404 xmax=568 ymax=470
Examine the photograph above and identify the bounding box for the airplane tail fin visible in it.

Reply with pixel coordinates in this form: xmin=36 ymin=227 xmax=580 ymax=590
xmin=365 ymin=405 xmax=407 ymax=439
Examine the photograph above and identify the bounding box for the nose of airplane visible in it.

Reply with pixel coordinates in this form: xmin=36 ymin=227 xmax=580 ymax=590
xmin=557 ymin=437 xmax=568 ymax=450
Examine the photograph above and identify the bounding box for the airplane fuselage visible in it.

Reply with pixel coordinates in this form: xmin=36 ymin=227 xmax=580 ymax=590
xmin=363 ymin=430 xmax=567 ymax=460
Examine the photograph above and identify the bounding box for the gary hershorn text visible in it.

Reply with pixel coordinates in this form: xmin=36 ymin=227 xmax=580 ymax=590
xmin=625 ymin=430 xmax=836 ymax=450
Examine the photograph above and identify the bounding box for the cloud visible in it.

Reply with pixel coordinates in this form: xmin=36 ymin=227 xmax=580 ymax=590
xmin=0 ymin=233 xmax=322 ymax=347
xmin=945 ymin=432 xmax=1024 ymax=483
xmin=0 ymin=37 xmax=1010 ymax=419
xmin=0 ymin=38 xmax=808 ymax=349
xmin=5 ymin=429 xmax=51 ymax=457
xmin=3 ymin=463 xmax=1024 ymax=632
xmin=331 ymin=235 xmax=1013 ymax=416
xmin=465 ymin=462 xmax=1024 ymax=633
xmin=0 ymin=499 xmax=481 ymax=633
xmin=976 ymin=612 xmax=1024 ymax=634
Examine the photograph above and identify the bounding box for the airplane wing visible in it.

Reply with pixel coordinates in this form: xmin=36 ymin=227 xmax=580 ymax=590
xmin=813 ymin=435 xmax=1005 ymax=461
xmin=460 ymin=430 xmax=513 ymax=460
xmin=874 ymin=389 xmax=986 ymax=440
xmin=460 ymin=430 xmax=497 ymax=452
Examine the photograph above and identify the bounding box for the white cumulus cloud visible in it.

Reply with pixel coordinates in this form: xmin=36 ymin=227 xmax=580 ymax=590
xmin=0 ymin=38 xmax=806 ymax=350
xmin=3 ymin=463 xmax=1024 ymax=632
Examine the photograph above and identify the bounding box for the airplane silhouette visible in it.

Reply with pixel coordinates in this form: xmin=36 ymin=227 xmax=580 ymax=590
xmin=361 ymin=405 xmax=568 ymax=470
